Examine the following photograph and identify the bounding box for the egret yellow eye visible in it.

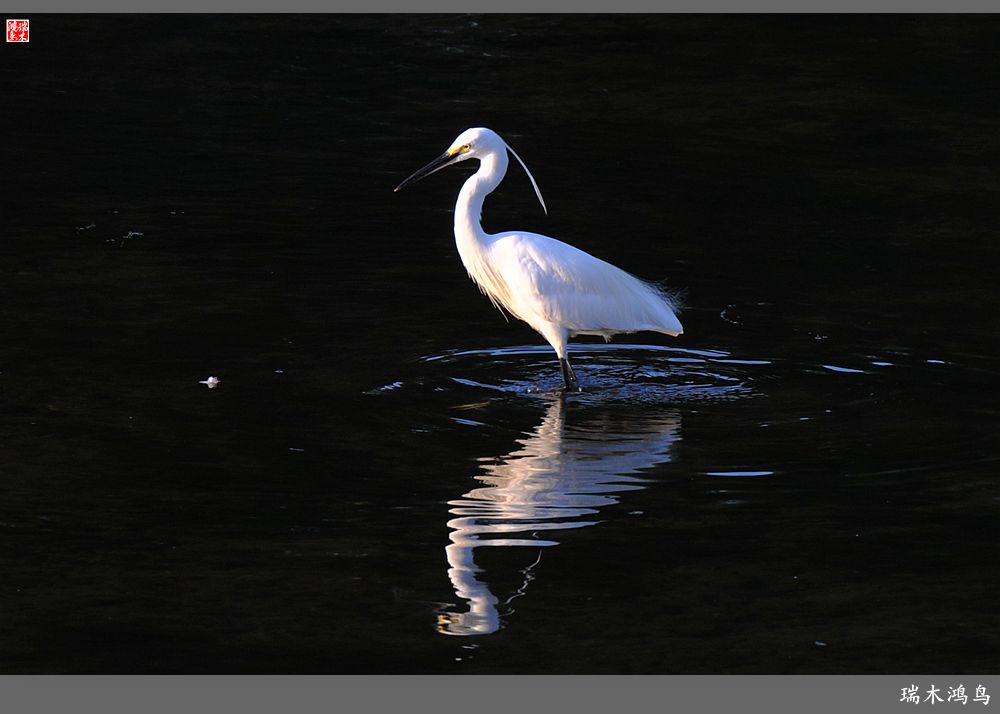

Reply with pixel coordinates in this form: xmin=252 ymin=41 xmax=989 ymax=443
xmin=461 ymin=143 xmax=471 ymax=152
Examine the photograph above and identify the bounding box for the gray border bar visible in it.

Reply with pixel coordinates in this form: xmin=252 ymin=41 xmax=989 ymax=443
xmin=2 ymin=676 xmax=999 ymax=714
xmin=2 ymin=2 xmax=998 ymax=12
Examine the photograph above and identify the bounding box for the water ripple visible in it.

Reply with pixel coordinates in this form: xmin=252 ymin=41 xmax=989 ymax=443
xmin=415 ymin=343 xmax=763 ymax=404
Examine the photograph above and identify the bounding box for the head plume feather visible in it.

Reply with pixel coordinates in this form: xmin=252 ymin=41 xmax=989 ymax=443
xmin=502 ymin=138 xmax=547 ymax=215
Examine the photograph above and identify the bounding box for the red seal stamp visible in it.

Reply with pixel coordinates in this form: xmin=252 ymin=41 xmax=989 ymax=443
xmin=6 ymin=19 xmax=29 ymax=43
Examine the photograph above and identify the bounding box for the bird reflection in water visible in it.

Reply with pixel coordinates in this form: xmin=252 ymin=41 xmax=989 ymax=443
xmin=437 ymin=395 xmax=681 ymax=635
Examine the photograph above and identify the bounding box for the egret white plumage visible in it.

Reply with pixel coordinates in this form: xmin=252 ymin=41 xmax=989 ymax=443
xmin=394 ymin=127 xmax=683 ymax=389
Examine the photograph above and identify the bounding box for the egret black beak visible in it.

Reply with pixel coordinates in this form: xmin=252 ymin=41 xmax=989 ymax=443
xmin=394 ymin=150 xmax=462 ymax=192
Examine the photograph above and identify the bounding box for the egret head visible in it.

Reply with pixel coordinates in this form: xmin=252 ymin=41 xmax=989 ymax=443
xmin=394 ymin=127 xmax=547 ymax=214
xmin=394 ymin=128 xmax=500 ymax=190
xmin=445 ymin=126 xmax=505 ymax=160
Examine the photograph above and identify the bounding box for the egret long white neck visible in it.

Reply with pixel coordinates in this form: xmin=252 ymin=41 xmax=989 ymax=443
xmin=454 ymin=150 xmax=508 ymax=244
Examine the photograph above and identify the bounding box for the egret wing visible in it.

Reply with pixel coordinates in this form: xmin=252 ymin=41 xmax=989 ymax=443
xmin=489 ymin=232 xmax=682 ymax=336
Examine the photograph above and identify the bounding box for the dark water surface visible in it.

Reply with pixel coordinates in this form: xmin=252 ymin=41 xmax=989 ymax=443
xmin=3 ymin=15 xmax=1000 ymax=673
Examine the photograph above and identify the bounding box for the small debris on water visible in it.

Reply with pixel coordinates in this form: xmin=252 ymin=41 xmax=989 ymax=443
xmin=720 ymin=304 xmax=742 ymax=325
xmin=108 ymin=230 xmax=143 ymax=248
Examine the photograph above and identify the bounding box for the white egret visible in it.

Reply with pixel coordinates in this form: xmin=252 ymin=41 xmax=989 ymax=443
xmin=395 ymin=127 xmax=683 ymax=389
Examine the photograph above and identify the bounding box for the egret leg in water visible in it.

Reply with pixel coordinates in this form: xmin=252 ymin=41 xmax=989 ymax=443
xmin=395 ymin=127 xmax=683 ymax=390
